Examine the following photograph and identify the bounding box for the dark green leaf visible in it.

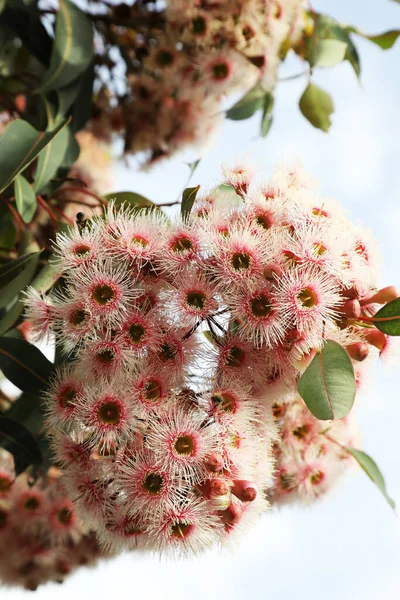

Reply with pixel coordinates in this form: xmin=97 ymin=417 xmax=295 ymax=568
xmin=371 ymin=297 xmax=400 ymax=335
xmin=2 ymin=2 xmax=52 ymax=66
xmin=34 ymin=100 xmax=71 ymax=193
xmin=261 ymin=92 xmax=274 ymax=137
xmin=104 ymin=191 xmax=156 ymax=211
xmin=0 ymin=203 xmax=17 ymax=251
xmin=31 ymin=263 xmax=59 ymax=294
xmin=60 ymin=128 xmax=80 ymax=167
xmin=226 ymin=84 xmax=265 ymax=120
xmin=70 ymin=64 xmax=95 ymax=132
xmin=14 ymin=174 xmax=37 ymax=223
xmin=0 ymin=336 xmax=54 ymax=394
xmin=0 ymin=118 xmax=69 ymax=193
xmin=0 ymin=252 xmax=40 ymax=309
xmin=0 ymin=299 xmax=24 ymax=336
xmin=299 ymin=83 xmax=334 ymax=132
xmin=181 ymin=185 xmax=201 ymax=219
xmin=0 ymin=416 xmax=42 ymax=475
xmin=346 ymin=447 xmax=395 ymax=509
xmin=0 ymin=0 xmax=6 ymax=16
xmin=297 ymin=340 xmax=356 ymax=420
xmin=57 ymin=78 xmax=83 ymax=118
xmin=6 ymin=392 xmax=44 ymax=436
xmin=39 ymin=0 xmax=94 ymax=93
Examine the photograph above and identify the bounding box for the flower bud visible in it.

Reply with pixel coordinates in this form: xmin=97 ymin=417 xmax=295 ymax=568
xmin=232 ymin=480 xmax=257 ymax=502
xmin=346 ymin=342 xmax=369 ymax=362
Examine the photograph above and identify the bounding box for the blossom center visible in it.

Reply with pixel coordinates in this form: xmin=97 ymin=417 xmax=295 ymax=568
xmin=128 ymin=323 xmax=146 ymax=343
xmin=174 ymin=435 xmax=195 ymax=456
xmin=186 ymin=291 xmax=206 ymax=310
xmin=212 ymin=61 xmax=230 ymax=80
xmin=250 ymin=295 xmax=272 ymax=318
xmin=225 ymin=346 xmax=244 ymax=367
xmin=74 ymin=244 xmax=91 ymax=256
xmin=143 ymin=472 xmax=164 ymax=495
xmin=172 ymin=237 xmax=193 ymax=253
xmin=192 ymin=16 xmax=207 ymax=35
xmin=155 ymin=49 xmax=175 ymax=67
xmin=0 ymin=477 xmax=12 ymax=492
xmin=171 ymin=521 xmax=192 ymax=538
xmin=231 ymin=252 xmax=251 ymax=271
xmin=58 ymin=507 xmax=73 ymax=525
xmin=70 ymin=309 xmax=89 ymax=326
xmin=59 ymin=385 xmax=77 ymax=408
xmin=132 ymin=235 xmax=148 ymax=247
xmin=160 ymin=342 xmax=177 ymax=361
xmin=211 ymin=392 xmax=235 ymax=413
xmin=297 ymin=287 xmax=318 ymax=308
xmin=92 ymin=284 xmax=115 ymax=305
xmin=144 ymin=379 xmax=161 ymax=401
xmin=255 ymin=214 xmax=271 ymax=229
xmin=96 ymin=348 xmax=115 ymax=363
xmin=97 ymin=401 xmax=121 ymax=425
xmin=24 ymin=496 xmax=40 ymax=511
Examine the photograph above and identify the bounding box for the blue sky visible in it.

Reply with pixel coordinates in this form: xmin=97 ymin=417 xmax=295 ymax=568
xmin=4 ymin=1 xmax=400 ymax=598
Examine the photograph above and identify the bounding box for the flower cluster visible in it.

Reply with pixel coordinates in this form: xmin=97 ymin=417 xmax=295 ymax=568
xmin=25 ymin=162 xmax=397 ymax=556
xmin=269 ymin=396 xmax=359 ymax=503
xmin=0 ymin=450 xmax=111 ymax=591
xmin=92 ymin=0 xmax=306 ymax=164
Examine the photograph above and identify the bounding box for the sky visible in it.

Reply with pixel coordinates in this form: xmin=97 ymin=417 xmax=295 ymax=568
xmin=3 ymin=1 xmax=400 ymax=599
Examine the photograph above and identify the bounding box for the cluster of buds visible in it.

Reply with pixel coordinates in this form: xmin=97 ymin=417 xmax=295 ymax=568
xmin=270 ymin=396 xmax=359 ymax=503
xmin=92 ymin=0 xmax=306 ymax=163
xmin=25 ymin=162 xmax=397 ymax=556
xmin=0 ymin=450 xmax=111 ymax=590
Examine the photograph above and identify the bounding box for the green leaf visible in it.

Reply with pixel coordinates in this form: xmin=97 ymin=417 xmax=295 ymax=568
xmin=0 ymin=299 xmax=24 ymax=336
xmin=6 ymin=392 xmax=45 ymax=436
xmin=299 ymin=83 xmax=334 ymax=133
xmin=311 ymin=38 xmax=347 ymax=67
xmin=70 ymin=64 xmax=95 ymax=132
xmin=186 ymin=159 xmax=201 ymax=178
xmin=366 ymin=30 xmax=400 ymax=50
xmin=0 ymin=118 xmax=69 ymax=193
xmin=0 ymin=252 xmax=40 ymax=310
xmin=226 ymin=84 xmax=265 ymax=120
xmin=0 ymin=336 xmax=54 ymax=394
xmin=346 ymin=448 xmax=395 ymax=509
xmin=31 ymin=263 xmax=59 ymax=294
xmin=34 ymin=100 xmax=71 ymax=193
xmin=371 ymin=297 xmax=400 ymax=335
xmin=181 ymin=185 xmax=201 ymax=219
xmin=261 ymin=92 xmax=274 ymax=137
xmin=14 ymin=174 xmax=37 ymax=223
xmin=310 ymin=14 xmax=360 ymax=77
xmin=297 ymin=340 xmax=356 ymax=420
xmin=104 ymin=191 xmax=156 ymax=211
xmin=57 ymin=78 xmax=83 ymax=118
xmin=0 ymin=417 xmax=42 ymax=475
xmin=0 ymin=203 xmax=17 ymax=251
xmin=346 ymin=25 xmax=400 ymax=51
xmin=39 ymin=0 xmax=94 ymax=93
xmin=0 ymin=0 xmax=6 ymax=15
xmin=60 ymin=128 xmax=80 ymax=167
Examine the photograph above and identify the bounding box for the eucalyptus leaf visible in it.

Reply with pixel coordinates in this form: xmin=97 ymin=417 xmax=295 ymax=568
xmin=34 ymin=123 xmax=70 ymax=193
xmin=0 ymin=336 xmax=54 ymax=394
xmin=297 ymin=340 xmax=356 ymax=420
xmin=226 ymin=85 xmax=265 ymax=120
xmin=0 ymin=298 xmax=24 ymax=336
xmin=310 ymin=13 xmax=360 ymax=77
xmin=0 ymin=416 xmax=42 ymax=475
xmin=14 ymin=174 xmax=37 ymax=223
xmin=39 ymin=0 xmax=94 ymax=93
xmin=0 ymin=118 xmax=69 ymax=193
xmin=311 ymin=39 xmax=347 ymax=67
xmin=346 ymin=447 xmax=395 ymax=509
xmin=104 ymin=191 xmax=156 ymax=211
xmin=261 ymin=92 xmax=274 ymax=137
xmin=371 ymin=297 xmax=400 ymax=335
xmin=299 ymin=83 xmax=334 ymax=132
xmin=181 ymin=185 xmax=200 ymax=219
xmin=0 ymin=252 xmax=40 ymax=310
